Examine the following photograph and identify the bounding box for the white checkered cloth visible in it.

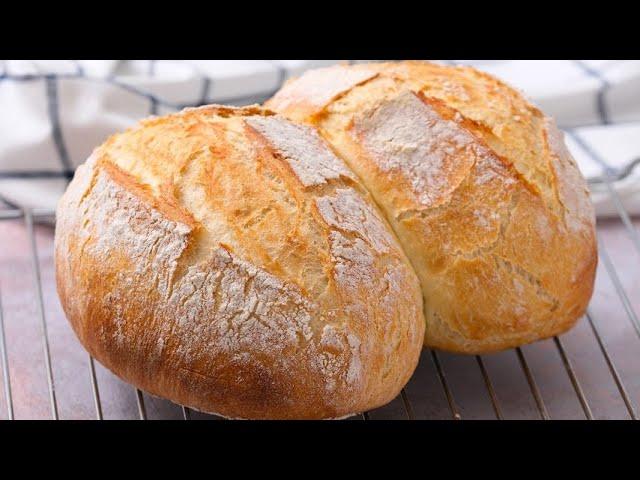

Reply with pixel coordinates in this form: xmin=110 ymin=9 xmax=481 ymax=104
xmin=1 ymin=60 xmax=639 ymax=218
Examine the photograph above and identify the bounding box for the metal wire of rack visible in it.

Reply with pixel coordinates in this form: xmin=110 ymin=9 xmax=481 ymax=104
xmin=0 ymin=165 xmax=639 ymax=419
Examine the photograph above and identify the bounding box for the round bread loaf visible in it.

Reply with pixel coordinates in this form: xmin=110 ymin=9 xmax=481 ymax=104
xmin=54 ymin=105 xmax=425 ymax=419
xmin=266 ymin=61 xmax=597 ymax=353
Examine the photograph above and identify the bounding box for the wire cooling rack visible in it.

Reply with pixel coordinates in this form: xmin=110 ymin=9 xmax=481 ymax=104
xmin=0 ymin=168 xmax=639 ymax=420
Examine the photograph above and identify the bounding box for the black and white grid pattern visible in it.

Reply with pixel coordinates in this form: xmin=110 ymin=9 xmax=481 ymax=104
xmin=1 ymin=60 xmax=639 ymax=216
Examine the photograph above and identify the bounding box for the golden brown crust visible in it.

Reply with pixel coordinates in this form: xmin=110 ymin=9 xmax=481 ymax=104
xmin=267 ymin=62 xmax=597 ymax=353
xmin=54 ymin=105 xmax=424 ymax=419
xmin=268 ymin=66 xmax=379 ymax=122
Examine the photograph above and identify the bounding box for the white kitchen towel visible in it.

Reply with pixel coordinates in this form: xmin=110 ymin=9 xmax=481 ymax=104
xmin=0 ymin=59 xmax=638 ymax=217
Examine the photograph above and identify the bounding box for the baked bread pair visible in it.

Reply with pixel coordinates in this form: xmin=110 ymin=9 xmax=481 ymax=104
xmin=55 ymin=62 xmax=597 ymax=419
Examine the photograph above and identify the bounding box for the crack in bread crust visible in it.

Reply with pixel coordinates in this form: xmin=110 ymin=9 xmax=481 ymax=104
xmin=245 ymin=116 xmax=355 ymax=188
xmin=267 ymin=66 xmax=380 ymax=121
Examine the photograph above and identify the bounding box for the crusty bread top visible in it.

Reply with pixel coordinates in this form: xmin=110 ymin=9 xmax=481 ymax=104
xmin=268 ymin=61 xmax=594 ymax=233
xmin=56 ymin=104 xmax=424 ymax=417
xmin=97 ymin=104 xmax=404 ymax=302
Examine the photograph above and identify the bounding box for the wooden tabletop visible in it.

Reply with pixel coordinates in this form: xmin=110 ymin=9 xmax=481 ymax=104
xmin=0 ymin=210 xmax=638 ymax=420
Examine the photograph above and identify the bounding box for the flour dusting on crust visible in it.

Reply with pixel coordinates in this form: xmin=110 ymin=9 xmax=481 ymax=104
xmin=86 ymin=170 xmax=192 ymax=303
xmin=246 ymin=115 xmax=354 ymax=187
xmin=168 ymin=246 xmax=316 ymax=364
xmin=353 ymin=91 xmax=517 ymax=209
xmin=315 ymin=188 xmax=395 ymax=252
xmin=353 ymin=91 xmax=474 ymax=207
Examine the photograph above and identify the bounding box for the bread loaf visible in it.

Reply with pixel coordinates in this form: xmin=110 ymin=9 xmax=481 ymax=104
xmin=266 ymin=61 xmax=597 ymax=353
xmin=54 ymin=105 xmax=425 ymax=419
xmin=56 ymin=62 xmax=598 ymax=418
